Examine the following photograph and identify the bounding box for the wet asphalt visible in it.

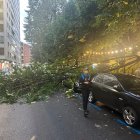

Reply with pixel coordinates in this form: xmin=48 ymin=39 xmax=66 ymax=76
xmin=0 ymin=93 xmax=139 ymax=140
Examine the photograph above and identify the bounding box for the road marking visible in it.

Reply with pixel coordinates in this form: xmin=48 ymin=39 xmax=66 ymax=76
xmin=114 ymin=119 xmax=140 ymax=135
xmin=75 ymin=93 xmax=140 ymax=134
xmin=89 ymin=103 xmax=102 ymax=111
xmin=30 ymin=136 xmax=37 ymax=140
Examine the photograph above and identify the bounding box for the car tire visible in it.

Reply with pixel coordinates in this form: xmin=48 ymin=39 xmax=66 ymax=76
xmin=88 ymin=92 xmax=97 ymax=104
xmin=122 ymin=107 xmax=139 ymax=127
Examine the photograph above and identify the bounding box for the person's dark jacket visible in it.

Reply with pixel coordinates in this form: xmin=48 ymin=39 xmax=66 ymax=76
xmin=79 ymin=73 xmax=91 ymax=89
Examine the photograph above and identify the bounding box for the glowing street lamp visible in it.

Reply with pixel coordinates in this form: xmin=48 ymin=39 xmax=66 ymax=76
xmin=86 ymin=51 xmax=90 ymax=54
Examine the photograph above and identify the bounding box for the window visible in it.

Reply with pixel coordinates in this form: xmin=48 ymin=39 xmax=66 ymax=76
xmin=0 ymin=48 xmax=4 ymax=55
xmin=118 ymin=76 xmax=140 ymax=90
xmin=11 ymin=13 xmax=14 ymax=19
xmin=11 ymin=20 xmax=13 ymax=26
xmin=8 ymin=42 xmax=10 ymax=47
xmin=0 ymin=36 xmax=4 ymax=43
xmin=0 ymin=24 xmax=4 ymax=32
xmin=0 ymin=13 xmax=3 ymax=21
xmin=8 ymin=52 xmax=10 ymax=57
xmin=12 ymin=29 xmax=15 ymax=36
xmin=14 ymin=55 xmax=16 ymax=60
xmin=103 ymin=74 xmax=119 ymax=87
xmin=0 ymin=1 xmax=3 ymax=9
xmin=93 ymin=74 xmax=104 ymax=84
xmin=7 ymin=32 xmax=10 ymax=37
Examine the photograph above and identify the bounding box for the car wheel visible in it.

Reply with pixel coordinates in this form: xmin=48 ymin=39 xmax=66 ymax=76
xmin=88 ymin=92 xmax=96 ymax=104
xmin=122 ymin=107 xmax=138 ymax=127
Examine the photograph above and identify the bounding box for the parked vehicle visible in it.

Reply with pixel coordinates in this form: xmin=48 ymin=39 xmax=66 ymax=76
xmin=73 ymin=73 xmax=140 ymax=126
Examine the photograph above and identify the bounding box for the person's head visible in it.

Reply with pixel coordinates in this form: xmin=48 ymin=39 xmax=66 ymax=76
xmin=83 ymin=67 xmax=89 ymax=74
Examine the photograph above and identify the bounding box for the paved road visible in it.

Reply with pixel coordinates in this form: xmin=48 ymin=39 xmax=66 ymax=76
xmin=0 ymin=93 xmax=139 ymax=140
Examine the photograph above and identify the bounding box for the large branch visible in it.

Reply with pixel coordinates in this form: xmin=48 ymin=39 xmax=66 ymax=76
xmin=106 ymin=59 xmax=139 ymax=72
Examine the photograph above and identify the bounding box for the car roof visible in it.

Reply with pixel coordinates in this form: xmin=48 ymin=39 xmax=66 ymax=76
xmin=113 ymin=73 xmax=139 ymax=79
xmin=97 ymin=73 xmax=139 ymax=79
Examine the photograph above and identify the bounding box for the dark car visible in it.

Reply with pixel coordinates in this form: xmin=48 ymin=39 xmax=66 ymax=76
xmin=74 ymin=73 xmax=140 ymax=126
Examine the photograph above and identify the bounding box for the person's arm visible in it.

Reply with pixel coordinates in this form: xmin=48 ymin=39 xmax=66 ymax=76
xmin=79 ymin=74 xmax=84 ymax=84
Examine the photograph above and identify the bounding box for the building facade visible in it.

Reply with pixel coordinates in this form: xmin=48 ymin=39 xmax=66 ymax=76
xmin=0 ymin=0 xmax=21 ymax=68
xmin=21 ymin=42 xmax=32 ymax=66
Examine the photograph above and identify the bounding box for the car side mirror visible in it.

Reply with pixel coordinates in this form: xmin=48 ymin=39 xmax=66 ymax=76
xmin=113 ymin=85 xmax=122 ymax=92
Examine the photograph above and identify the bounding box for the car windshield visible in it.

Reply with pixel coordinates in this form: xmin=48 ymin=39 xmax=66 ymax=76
xmin=118 ymin=76 xmax=140 ymax=90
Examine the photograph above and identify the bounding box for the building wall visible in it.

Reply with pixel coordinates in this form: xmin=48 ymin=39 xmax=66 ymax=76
xmin=0 ymin=0 xmax=5 ymax=60
xmin=0 ymin=0 xmax=21 ymax=64
xmin=21 ymin=43 xmax=31 ymax=65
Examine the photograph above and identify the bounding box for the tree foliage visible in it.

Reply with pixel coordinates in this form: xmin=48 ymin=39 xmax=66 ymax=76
xmin=24 ymin=0 xmax=140 ymax=62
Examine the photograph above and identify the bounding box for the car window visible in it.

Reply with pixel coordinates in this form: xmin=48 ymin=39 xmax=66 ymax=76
xmin=103 ymin=74 xmax=119 ymax=87
xmin=118 ymin=76 xmax=140 ymax=90
xmin=93 ymin=74 xmax=104 ymax=84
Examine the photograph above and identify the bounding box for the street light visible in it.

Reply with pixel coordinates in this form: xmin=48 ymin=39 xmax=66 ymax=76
xmin=86 ymin=51 xmax=90 ymax=54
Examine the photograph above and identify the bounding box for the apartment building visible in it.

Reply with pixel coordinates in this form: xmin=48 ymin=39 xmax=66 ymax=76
xmin=0 ymin=0 xmax=21 ymax=70
xmin=21 ymin=42 xmax=32 ymax=66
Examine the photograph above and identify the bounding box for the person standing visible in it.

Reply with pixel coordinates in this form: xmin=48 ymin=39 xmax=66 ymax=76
xmin=79 ymin=68 xmax=91 ymax=117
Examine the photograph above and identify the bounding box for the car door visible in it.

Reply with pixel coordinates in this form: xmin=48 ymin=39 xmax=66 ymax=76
xmin=102 ymin=74 xmax=125 ymax=110
xmin=91 ymin=74 xmax=107 ymax=103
